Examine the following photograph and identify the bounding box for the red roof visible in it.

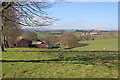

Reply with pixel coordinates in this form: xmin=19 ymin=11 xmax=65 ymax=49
xmin=35 ymin=44 xmax=49 ymax=48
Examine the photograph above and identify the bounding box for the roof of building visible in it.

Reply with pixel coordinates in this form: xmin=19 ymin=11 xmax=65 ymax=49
xmin=15 ymin=36 xmax=32 ymax=44
xmin=35 ymin=44 xmax=49 ymax=48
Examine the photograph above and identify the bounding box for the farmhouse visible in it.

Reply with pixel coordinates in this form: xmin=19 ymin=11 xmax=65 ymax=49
xmin=35 ymin=44 xmax=49 ymax=48
xmin=82 ymin=31 xmax=98 ymax=35
xmin=15 ymin=37 xmax=49 ymax=48
xmin=34 ymin=41 xmax=49 ymax=48
xmin=15 ymin=36 xmax=32 ymax=47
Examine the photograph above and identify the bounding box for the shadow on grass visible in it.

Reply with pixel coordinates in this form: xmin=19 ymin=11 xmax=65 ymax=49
xmin=1 ymin=55 xmax=118 ymax=65
xmin=62 ymin=43 xmax=89 ymax=49
xmin=7 ymin=50 xmax=119 ymax=53
xmin=76 ymin=43 xmax=89 ymax=47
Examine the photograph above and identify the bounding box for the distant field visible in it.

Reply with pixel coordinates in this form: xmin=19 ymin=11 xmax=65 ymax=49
xmin=72 ymin=39 xmax=118 ymax=51
xmin=46 ymin=32 xmax=62 ymax=34
xmin=36 ymin=32 xmax=61 ymax=40
xmin=30 ymin=39 xmax=118 ymax=51
xmin=36 ymin=32 xmax=48 ymax=40
xmin=2 ymin=48 xmax=118 ymax=78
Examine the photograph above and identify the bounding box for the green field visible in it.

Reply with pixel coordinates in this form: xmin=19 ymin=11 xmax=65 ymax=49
xmin=2 ymin=48 xmax=118 ymax=78
xmin=72 ymin=39 xmax=118 ymax=51
xmin=2 ymin=39 xmax=119 ymax=78
xmin=36 ymin=32 xmax=62 ymax=40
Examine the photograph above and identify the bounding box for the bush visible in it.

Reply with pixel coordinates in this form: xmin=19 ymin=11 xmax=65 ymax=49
xmin=79 ymin=35 xmax=95 ymax=41
xmin=60 ymin=32 xmax=78 ymax=49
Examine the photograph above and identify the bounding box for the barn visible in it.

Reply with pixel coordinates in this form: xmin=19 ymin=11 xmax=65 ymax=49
xmin=15 ymin=37 xmax=32 ymax=47
xmin=34 ymin=42 xmax=49 ymax=48
xmin=15 ymin=37 xmax=49 ymax=48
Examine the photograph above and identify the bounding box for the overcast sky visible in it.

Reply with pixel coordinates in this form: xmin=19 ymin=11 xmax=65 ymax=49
xmin=43 ymin=2 xmax=118 ymax=30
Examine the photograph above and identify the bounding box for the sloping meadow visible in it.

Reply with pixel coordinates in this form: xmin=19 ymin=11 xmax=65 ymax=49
xmin=2 ymin=48 xmax=118 ymax=78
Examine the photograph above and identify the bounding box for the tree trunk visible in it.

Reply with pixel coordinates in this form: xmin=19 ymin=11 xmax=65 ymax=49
xmin=1 ymin=43 xmax=5 ymax=51
xmin=0 ymin=3 xmax=4 ymax=51
xmin=1 ymin=2 xmax=5 ymax=51
xmin=4 ymin=36 xmax=9 ymax=48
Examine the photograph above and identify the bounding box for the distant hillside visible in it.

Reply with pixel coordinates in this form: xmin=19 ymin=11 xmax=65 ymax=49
xmin=21 ymin=27 xmax=118 ymax=33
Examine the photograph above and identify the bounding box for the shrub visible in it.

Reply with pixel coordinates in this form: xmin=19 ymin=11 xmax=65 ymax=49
xmin=79 ymin=35 xmax=95 ymax=41
xmin=60 ymin=32 xmax=78 ymax=49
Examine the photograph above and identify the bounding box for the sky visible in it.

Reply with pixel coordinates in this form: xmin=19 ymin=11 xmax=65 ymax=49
xmin=43 ymin=2 xmax=118 ymax=30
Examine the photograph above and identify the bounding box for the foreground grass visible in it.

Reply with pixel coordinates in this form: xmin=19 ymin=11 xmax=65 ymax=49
xmin=2 ymin=48 xmax=118 ymax=78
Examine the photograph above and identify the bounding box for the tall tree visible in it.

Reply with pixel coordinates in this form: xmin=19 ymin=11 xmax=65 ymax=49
xmin=3 ymin=5 xmax=21 ymax=48
xmin=0 ymin=1 xmax=56 ymax=51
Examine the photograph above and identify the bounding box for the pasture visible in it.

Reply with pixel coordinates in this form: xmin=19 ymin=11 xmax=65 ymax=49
xmin=2 ymin=38 xmax=119 ymax=78
xmin=72 ymin=39 xmax=118 ymax=51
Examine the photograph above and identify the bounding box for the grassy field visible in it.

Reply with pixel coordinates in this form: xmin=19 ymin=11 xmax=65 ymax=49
xmin=2 ymin=48 xmax=118 ymax=78
xmin=36 ymin=32 xmax=62 ymax=40
xmin=72 ymin=39 xmax=118 ymax=51
xmin=2 ymin=38 xmax=118 ymax=78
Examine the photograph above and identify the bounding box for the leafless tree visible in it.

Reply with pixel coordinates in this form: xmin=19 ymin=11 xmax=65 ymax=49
xmin=2 ymin=6 xmax=21 ymax=48
xmin=0 ymin=1 xmax=57 ymax=51
xmin=44 ymin=34 xmax=59 ymax=48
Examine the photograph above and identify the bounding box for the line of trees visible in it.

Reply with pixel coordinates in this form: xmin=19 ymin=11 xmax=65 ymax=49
xmin=42 ymin=32 xmax=78 ymax=49
xmin=79 ymin=35 xmax=95 ymax=41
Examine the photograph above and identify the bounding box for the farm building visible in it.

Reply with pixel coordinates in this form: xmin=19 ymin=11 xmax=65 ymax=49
xmin=82 ymin=31 xmax=98 ymax=35
xmin=35 ymin=44 xmax=49 ymax=48
xmin=15 ymin=37 xmax=49 ymax=48
xmin=34 ymin=42 xmax=49 ymax=48
xmin=15 ymin=36 xmax=32 ymax=47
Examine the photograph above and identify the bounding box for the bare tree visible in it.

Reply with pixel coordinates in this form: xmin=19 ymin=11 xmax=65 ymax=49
xmin=44 ymin=34 xmax=59 ymax=48
xmin=0 ymin=1 xmax=56 ymax=51
xmin=3 ymin=6 xmax=21 ymax=48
